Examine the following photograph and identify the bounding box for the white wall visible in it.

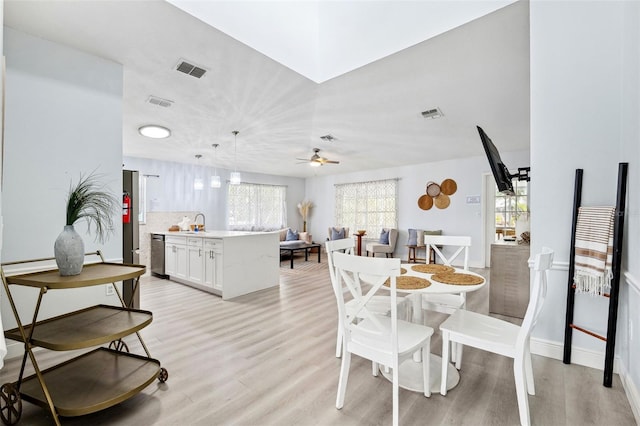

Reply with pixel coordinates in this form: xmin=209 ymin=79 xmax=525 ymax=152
xmin=530 ymin=0 xmax=639 ymax=408
xmin=1 ymin=28 xmax=123 ymax=355
xmin=123 ymin=156 xmax=306 ymax=232
xmin=305 ymin=149 xmax=529 ymax=266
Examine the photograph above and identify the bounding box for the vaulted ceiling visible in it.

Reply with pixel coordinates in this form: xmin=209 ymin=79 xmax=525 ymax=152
xmin=4 ymin=0 xmax=529 ymax=178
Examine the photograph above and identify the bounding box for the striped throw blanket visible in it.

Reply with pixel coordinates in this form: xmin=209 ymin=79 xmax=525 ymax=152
xmin=574 ymin=206 xmax=615 ymax=295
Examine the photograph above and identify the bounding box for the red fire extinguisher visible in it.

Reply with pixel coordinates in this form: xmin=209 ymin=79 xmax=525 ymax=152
xmin=123 ymin=192 xmax=131 ymax=224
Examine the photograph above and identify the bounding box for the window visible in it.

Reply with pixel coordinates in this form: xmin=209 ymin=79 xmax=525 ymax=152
xmin=335 ymin=179 xmax=398 ymax=234
xmin=494 ymin=180 xmax=528 ymax=239
xmin=228 ymin=183 xmax=287 ymax=230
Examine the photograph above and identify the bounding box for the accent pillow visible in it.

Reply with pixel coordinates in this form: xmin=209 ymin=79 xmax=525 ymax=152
xmin=379 ymin=229 xmax=390 ymax=244
xmin=286 ymin=228 xmax=299 ymax=241
xmin=407 ymin=229 xmax=418 ymax=246
xmin=331 ymin=227 xmax=345 ymax=240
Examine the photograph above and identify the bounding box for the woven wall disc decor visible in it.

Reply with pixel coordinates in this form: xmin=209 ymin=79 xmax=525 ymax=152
xmin=426 ymin=181 xmax=441 ymax=197
xmin=418 ymin=194 xmax=433 ymax=210
xmin=434 ymin=193 xmax=450 ymax=209
xmin=418 ymin=177 xmax=457 ymax=211
xmin=440 ymin=179 xmax=457 ymax=195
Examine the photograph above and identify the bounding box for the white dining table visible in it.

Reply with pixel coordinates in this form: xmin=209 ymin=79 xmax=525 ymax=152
xmin=379 ymin=263 xmax=486 ymax=393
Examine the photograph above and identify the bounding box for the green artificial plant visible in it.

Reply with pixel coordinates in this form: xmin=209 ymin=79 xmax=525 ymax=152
xmin=65 ymin=172 xmax=119 ymax=243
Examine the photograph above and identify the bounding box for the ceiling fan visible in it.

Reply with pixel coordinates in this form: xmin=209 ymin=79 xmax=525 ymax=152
xmin=297 ymin=148 xmax=340 ymax=167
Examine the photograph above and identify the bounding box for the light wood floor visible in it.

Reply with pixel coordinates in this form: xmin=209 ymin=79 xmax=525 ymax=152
xmin=0 ymin=255 xmax=636 ymax=425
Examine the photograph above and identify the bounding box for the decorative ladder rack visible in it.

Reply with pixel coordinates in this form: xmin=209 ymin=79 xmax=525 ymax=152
xmin=563 ymin=162 xmax=628 ymax=387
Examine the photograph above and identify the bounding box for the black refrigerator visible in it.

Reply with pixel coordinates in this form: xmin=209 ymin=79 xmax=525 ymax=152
xmin=123 ymin=169 xmax=140 ymax=309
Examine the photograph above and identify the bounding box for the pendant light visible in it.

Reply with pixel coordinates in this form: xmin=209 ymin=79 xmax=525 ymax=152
xmin=193 ymin=154 xmax=204 ymax=190
xmin=229 ymin=130 xmax=241 ymax=185
xmin=210 ymin=143 xmax=221 ymax=188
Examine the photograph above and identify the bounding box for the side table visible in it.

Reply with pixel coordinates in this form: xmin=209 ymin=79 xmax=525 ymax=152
xmin=355 ymin=233 xmax=366 ymax=256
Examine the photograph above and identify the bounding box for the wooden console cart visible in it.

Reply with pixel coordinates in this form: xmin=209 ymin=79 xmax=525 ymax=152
xmin=0 ymin=251 xmax=168 ymax=425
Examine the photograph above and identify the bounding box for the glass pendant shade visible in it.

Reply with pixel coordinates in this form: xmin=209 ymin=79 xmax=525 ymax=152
xmin=194 ymin=177 xmax=204 ymax=190
xmin=230 ymin=171 xmax=241 ymax=185
xmin=229 ymin=130 xmax=241 ymax=185
xmin=193 ymin=154 xmax=203 ymax=190
xmin=210 ymin=175 xmax=221 ymax=188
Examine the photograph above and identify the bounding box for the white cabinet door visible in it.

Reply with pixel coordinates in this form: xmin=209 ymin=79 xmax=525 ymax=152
xmin=187 ymin=237 xmax=204 ymax=284
xmin=174 ymin=244 xmax=188 ymax=280
xmin=204 ymin=239 xmax=223 ymax=291
xmin=165 ymin=243 xmax=176 ymax=276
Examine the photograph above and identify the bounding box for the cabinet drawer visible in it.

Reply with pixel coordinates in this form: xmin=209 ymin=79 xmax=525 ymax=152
xmin=204 ymin=239 xmax=223 ymax=250
xmin=166 ymin=235 xmax=186 ymax=245
xmin=187 ymin=237 xmax=203 ymax=247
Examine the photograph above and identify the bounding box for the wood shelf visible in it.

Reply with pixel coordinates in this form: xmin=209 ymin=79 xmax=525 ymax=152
xmin=4 ymin=305 xmax=153 ymax=351
xmin=5 ymin=262 xmax=146 ymax=289
xmin=19 ymin=348 xmax=160 ymax=417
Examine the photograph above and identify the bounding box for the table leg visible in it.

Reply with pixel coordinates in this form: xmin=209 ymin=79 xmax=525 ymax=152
xmin=304 ymin=248 xmax=309 ymax=261
xmin=290 ymin=250 xmax=294 ymax=269
xmin=317 ymin=247 xmax=321 ymax=263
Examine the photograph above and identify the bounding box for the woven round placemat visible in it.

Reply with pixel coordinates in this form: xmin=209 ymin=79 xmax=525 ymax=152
xmin=411 ymin=264 xmax=455 ymax=274
xmin=431 ymin=272 xmax=484 ymax=285
xmin=384 ymin=276 xmax=431 ymax=290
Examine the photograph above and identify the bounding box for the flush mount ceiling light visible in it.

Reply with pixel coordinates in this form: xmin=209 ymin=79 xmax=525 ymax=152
xmin=229 ymin=130 xmax=241 ymax=185
xmin=421 ymin=107 xmax=444 ymax=119
xmin=193 ymin=154 xmax=204 ymax=191
xmin=210 ymin=143 xmax=221 ymax=189
xmin=138 ymin=125 xmax=171 ymax=139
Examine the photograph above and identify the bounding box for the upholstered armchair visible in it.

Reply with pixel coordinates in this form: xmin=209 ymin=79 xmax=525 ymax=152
xmin=327 ymin=227 xmax=350 ymax=240
xmin=365 ymin=228 xmax=398 ymax=257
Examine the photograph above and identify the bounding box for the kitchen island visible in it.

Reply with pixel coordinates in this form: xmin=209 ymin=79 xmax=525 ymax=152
xmin=159 ymin=230 xmax=279 ymax=300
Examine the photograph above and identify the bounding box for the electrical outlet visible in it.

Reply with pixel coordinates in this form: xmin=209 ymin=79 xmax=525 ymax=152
xmin=105 ymin=285 xmax=115 ymax=296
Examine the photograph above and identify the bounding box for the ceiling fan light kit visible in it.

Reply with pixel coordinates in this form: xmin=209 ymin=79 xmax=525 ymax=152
xmin=297 ymin=147 xmax=340 ymax=167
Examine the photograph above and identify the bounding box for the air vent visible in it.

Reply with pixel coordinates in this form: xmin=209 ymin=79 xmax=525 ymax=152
xmin=176 ymin=59 xmax=207 ymax=78
xmin=320 ymin=134 xmax=337 ymax=142
xmin=147 ymin=96 xmax=173 ymax=108
xmin=421 ymin=108 xmax=444 ymax=119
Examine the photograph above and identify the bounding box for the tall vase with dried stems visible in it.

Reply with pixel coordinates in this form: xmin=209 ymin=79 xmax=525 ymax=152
xmin=54 ymin=173 xmax=119 ymax=276
xmin=297 ymin=200 xmax=313 ymax=232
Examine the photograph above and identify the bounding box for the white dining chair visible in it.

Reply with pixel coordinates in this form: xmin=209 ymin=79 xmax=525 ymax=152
xmin=439 ymin=247 xmax=554 ymax=426
xmin=420 ymin=235 xmax=471 ymax=363
xmin=331 ymin=252 xmax=434 ymax=426
xmin=325 ymin=238 xmax=411 ymax=358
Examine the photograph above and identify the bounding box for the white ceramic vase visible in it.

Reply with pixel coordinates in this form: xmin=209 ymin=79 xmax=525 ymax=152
xmin=54 ymin=225 xmax=85 ymax=276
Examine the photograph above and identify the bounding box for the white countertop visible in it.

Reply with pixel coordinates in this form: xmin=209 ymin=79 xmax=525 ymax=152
xmin=158 ymin=230 xmax=273 ymax=238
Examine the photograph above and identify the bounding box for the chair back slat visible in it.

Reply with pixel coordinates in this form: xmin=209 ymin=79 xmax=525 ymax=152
xmin=517 ymin=247 xmax=554 ymax=347
xmin=326 ymin=238 xmax=356 ymax=298
xmin=424 ymin=235 xmax=471 ymax=270
xmin=332 ymin=252 xmax=401 ymax=350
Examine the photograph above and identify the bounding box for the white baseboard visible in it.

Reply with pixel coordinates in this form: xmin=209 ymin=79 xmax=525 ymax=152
xmin=618 ymin=361 xmax=640 ymax=424
xmin=530 ymin=337 xmax=619 ymax=372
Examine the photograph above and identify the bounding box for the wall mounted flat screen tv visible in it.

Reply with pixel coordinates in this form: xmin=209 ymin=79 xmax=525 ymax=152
xmin=477 ymin=126 xmax=530 ymax=196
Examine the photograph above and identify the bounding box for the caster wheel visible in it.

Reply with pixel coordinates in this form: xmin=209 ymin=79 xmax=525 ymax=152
xmin=158 ymin=367 xmax=169 ymax=383
xmin=109 ymin=339 xmax=130 ymax=352
xmin=0 ymin=383 xmax=22 ymax=425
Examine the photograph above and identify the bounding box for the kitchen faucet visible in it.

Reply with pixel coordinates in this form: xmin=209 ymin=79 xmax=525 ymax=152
xmin=194 ymin=213 xmax=205 ymax=231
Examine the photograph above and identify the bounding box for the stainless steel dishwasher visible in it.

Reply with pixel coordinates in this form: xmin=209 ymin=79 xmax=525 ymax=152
xmin=150 ymin=233 xmax=168 ymax=278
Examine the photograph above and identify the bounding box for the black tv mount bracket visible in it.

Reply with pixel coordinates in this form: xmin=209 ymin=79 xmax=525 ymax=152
xmin=510 ymin=167 xmax=531 ymax=182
